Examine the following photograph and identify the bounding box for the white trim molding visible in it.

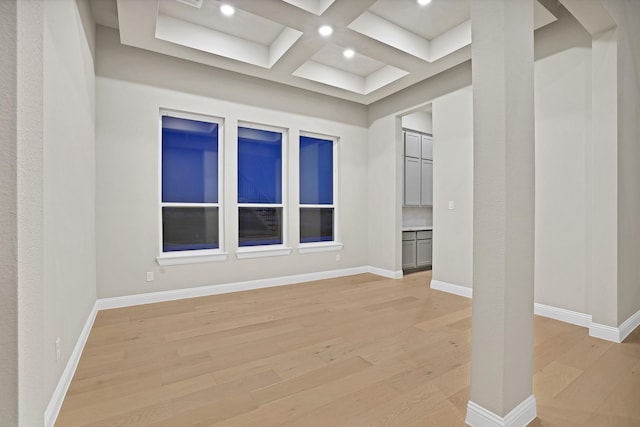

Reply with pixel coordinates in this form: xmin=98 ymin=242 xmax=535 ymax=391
xmin=298 ymin=242 xmax=343 ymax=254
xmin=236 ymin=246 xmax=293 ymax=259
xmin=45 ymin=302 xmax=99 ymax=427
xmin=534 ymin=303 xmax=592 ymax=328
xmin=97 ymin=266 xmax=371 ymax=310
xmin=589 ymin=322 xmax=620 ymax=343
xmin=156 ymin=251 xmax=228 ymax=266
xmin=430 ymin=279 xmax=473 ymax=298
xmin=589 ymin=309 xmax=640 ymax=343
xmin=367 ymin=266 xmax=403 ymax=279
xmin=619 ymin=309 xmax=640 ymax=342
xmin=466 ymin=395 xmax=537 ymax=427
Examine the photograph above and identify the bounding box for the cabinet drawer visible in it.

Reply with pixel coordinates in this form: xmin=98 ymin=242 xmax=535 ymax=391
xmin=402 ymin=231 xmax=416 ymax=241
xmin=417 ymin=230 xmax=432 ymax=239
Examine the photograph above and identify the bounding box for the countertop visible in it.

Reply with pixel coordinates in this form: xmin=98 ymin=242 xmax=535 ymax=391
xmin=402 ymin=226 xmax=433 ymax=231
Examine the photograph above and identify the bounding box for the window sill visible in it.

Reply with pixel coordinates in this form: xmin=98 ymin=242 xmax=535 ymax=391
xmin=298 ymin=242 xmax=343 ymax=254
xmin=236 ymin=245 xmax=292 ymax=259
xmin=156 ymin=251 xmax=228 ymax=266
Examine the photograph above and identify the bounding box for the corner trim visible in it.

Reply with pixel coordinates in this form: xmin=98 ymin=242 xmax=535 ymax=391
xmin=44 ymin=301 xmax=99 ymax=427
xmin=589 ymin=322 xmax=621 ymax=342
xmin=367 ymin=266 xmax=403 ymax=279
xmin=619 ymin=309 xmax=640 ymax=342
xmin=589 ymin=309 xmax=640 ymax=343
xmin=430 ymin=279 xmax=472 ymax=298
xmin=534 ymin=303 xmax=592 ymax=327
xmin=466 ymin=395 xmax=537 ymax=427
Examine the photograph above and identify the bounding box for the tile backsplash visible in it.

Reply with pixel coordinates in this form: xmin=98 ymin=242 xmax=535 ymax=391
xmin=402 ymin=207 xmax=432 ymax=228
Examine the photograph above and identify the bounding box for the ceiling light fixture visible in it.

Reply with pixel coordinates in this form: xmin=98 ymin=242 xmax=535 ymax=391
xmin=343 ymin=48 xmax=355 ymax=59
xmin=318 ymin=25 xmax=333 ymax=37
xmin=417 ymin=0 xmax=432 ymax=5
xmin=220 ymin=4 xmax=235 ymax=16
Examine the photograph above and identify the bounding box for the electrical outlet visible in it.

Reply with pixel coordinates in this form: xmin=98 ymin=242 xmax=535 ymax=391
xmin=448 ymin=201 xmax=455 ymax=210
xmin=146 ymin=272 xmax=154 ymax=282
xmin=55 ymin=338 xmax=61 ymax=362
xmin=335 ymin=253 xmax=341 ymax=262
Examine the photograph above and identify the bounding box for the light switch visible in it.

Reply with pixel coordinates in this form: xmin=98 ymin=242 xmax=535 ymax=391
xmin=448 ymin=201 xmax=455 ymax=210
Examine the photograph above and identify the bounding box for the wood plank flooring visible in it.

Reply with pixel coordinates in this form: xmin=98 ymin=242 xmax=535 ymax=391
xmin=55 ymin=271 xmax=640 ymax=426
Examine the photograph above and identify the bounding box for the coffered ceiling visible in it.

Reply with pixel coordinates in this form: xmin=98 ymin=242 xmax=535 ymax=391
xmin=91 ymin=0 xmax=558 ymax=105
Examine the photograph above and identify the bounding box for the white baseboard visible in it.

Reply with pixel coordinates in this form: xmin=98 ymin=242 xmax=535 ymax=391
xmin=589 ymin=322 xmax=620 ymax=343
xmin=534 ymin=303 xmax=592 ymax=327
xmin=619 ymin=309 xmax=640 ymax=342
xmin=589 ymin=308 xmax=640 ymax=343
xmin=430 ymin=279 xmax=473 ymax=298
xmin=44 ymin=301 xmax=99 ymax=427
xmin=466 ymin=395 xmax=537 ymax=427
xmin=367 ymin=266 xmax=403 ymax=279
xmin=98 ymin=266 xmax=375 ymax=310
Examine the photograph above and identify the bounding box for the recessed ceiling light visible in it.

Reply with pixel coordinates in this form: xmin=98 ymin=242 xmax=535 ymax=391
xmin=343 ymin=49 xmax=355 ymax=59
xmin=318 ymin=25 xmax=333 ymax=37
xmin=220 ymin=4 xmax=235 ymax=16
xmin=417 ymin=0 xmax=432 ymax=5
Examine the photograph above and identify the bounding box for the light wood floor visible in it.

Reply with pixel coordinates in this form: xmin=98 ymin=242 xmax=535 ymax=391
xmin=56 ymin=271 xmax=640 ymax=426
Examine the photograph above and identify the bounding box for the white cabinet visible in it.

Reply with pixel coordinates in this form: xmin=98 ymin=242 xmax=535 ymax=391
xmin=421 ymin=159 xmax=433 ymax=206
xmin=403 ymin=131 xmax=433 ymax=207
xmin=404 ymin=157 xmax=421 ymax=206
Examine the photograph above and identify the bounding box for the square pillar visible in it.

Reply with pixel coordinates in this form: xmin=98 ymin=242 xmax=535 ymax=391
xmin=467 ymin=0 xmax=537 ymax=426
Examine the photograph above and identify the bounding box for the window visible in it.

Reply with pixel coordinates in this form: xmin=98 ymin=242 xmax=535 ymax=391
xmin=299 ymin=134 xmax=337 ymax=245
xmin=159 ymin=112 xmax=223 ymax=261
xmin=237 ymin=125 xmax=285 ymax=248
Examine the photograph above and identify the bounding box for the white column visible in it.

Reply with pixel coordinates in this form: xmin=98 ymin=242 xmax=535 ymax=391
xmin=467 ymin=0 xmax=537 ymax=426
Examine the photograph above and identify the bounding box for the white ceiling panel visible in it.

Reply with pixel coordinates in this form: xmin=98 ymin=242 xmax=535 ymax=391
xmin=99 ymin=0 xmax=559 ymax=104
xmin=369 ymin=0 xmax=470 ymax=41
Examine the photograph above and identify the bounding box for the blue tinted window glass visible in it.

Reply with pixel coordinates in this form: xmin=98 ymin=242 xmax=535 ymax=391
xmin=238 ymin=127 xmax=282 ymax=204
xmin=300 ymin=208 xmax=334 ymax=243
xmin=162 ymin=207 xmax=219 ymax=252
xmin=162 ymin=116 xmax=218 ymax=203
xmin=238 ymin=207 xmax=282 ymax=247
xmin=300 ymin=136 xmax=333 ymax=205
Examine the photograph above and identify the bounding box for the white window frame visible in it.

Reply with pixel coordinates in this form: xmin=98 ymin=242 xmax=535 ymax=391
xmin=298 ymin=131 xmax=342 ymax=254
xmin=156 ymin=109 xmax=227 ymax=266
xmin=236 ymin=121 xmax=291 ymax=259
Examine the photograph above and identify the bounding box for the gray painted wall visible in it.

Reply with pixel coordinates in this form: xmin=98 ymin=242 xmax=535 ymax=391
xmin=42 ymin=0 xmax=97 ymax=405
xmin=1 ymin=1 xmax=18 ymax=424
xmin=16 ymin=0 xmax=46 ymax=424
xmin=94 ymin=46 xmax=369 ymax=298
xmin=534 ymin=44 xmax=591 ymax=314
xmin=367 ymin=115 xmax=403 ymax=273
xmin=610 ymin=0 xmax=640 ymax=325
xmin=432 ymin=87 xmax=474 ymax=289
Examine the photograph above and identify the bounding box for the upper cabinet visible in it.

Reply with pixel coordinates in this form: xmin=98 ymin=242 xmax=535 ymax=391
xmin=403 ymin=130 xmax=433 ymax=207
xmin=421 ymin=134 xmax=432 ymax=160
xmin=405 ymin=132 xmax=421 ymax=158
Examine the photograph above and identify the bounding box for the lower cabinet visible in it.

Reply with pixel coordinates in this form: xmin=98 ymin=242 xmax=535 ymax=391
xmin=402 ymin=239 xmax=417 ymax=269
xmin=402 ymin=230 xmax=432 ymax=270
